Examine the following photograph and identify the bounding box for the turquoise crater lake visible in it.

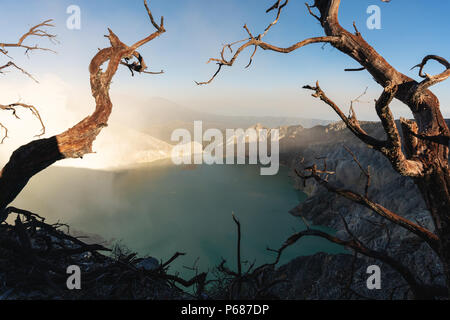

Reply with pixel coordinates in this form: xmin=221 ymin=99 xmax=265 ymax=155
xmin=14 ymin=160 xmax=342 ymax=277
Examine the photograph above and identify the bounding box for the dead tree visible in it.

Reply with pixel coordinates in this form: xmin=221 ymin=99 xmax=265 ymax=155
xmin=0 ymin=1 xmax=165 ymax=218
xmin=198 ymin=0 xmax=450 ymax=299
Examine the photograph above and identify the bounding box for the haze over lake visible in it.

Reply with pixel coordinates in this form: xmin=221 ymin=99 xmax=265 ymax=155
xmin=13 ymin=160 xmax=342 ymax=276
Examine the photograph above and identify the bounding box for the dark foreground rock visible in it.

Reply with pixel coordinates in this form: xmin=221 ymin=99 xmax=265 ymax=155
xmin=0 ymin=210 xmax=191 ymax=300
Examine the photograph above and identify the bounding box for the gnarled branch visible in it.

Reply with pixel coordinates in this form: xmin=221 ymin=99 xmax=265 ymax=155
xmin=0 ymin=20 xmax=57 ymax=143
xmin=196 ymin=0 xmax=339 ymax=85
xmin=303 ymin=82 xmax=386 ymax=150
xmin=196 ymin=36 xmax=338 ymax=85
xmin=303 ymin=82 xmax=425 ymax=177
xmin=411 ymin=55 xmax=450 ymax=104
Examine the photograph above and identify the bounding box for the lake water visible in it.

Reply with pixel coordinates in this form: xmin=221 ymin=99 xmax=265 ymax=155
xmin=13 ymin=160 xmax=342 ymax=278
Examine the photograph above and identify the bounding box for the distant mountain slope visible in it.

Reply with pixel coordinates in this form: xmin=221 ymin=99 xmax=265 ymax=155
xmin=114 ymin=97 xmax=331 ymax=142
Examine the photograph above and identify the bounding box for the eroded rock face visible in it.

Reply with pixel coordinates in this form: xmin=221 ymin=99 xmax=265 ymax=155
xmin=269 ymin=120 xmax=449 ymax=300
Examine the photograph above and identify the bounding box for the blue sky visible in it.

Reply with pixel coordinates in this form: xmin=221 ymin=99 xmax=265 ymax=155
xmin=0 ymin=0 xmax=449 ymax=120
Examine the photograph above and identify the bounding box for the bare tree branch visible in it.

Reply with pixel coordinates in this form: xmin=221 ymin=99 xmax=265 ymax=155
xmin=0 ymin=102 xmax=45 ymax=143
xmin=196 ymin=35 xmax=338 ymax=85
xmin=0 ymin=19 xmax=57 ymax=57
xmin=196 ymin=0 xmax=339 ymax=85
xmin=303 ymin=82 xmax=386 ymax=150
xmin=294 ymin=164 xmax=439 ymax=253
xmin=0 ymin=61 xmax=39 ymax=83
xmin=345 ymin=67 xmax=366 ymax=72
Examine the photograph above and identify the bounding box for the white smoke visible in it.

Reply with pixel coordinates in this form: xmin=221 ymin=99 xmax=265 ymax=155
xmin=0 ymin=73 xmax=172 ymax=170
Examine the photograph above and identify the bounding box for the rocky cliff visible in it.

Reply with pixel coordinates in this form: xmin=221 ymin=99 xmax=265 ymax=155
xmin=268 ymin=120 xmax=449 ymax=300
